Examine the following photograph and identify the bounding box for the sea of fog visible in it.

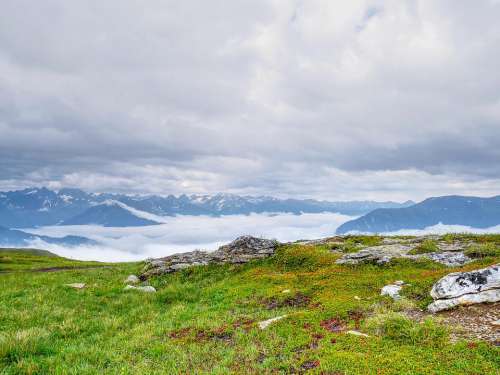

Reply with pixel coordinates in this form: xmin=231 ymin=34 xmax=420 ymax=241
xmin=22 ymin=212 xmax=353 ymax=262
xmin=21 ymin=213 xmax=500 ymax=262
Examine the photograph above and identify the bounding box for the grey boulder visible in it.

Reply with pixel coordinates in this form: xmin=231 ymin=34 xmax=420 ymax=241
xmin=428 ymin=264 xmax=500 ymax=313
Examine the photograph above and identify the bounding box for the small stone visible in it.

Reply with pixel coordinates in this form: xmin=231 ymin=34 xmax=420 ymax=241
xmin=124 ymin=275 xmax=140 ymax=284
xmin=282 ymin=289 xmax=291 ymax=294
xmin=258 ymin=315 xmax=287 ymax=329
xmin=124 ymin=285 xmax=156 ymax=293
xmin=66 ymin=283 xmax=85 ymax=289
xmin=346 ymin=330 xmax=369 ymax=337
xmin=354 ymin=296 xmax=361 ymax=301
xmin=381 ymin=282 xmax=405 ymax=300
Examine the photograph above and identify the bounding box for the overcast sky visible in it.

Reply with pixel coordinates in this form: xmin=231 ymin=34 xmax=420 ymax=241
xmin=1 ymin=0 xmax=500 ymax=201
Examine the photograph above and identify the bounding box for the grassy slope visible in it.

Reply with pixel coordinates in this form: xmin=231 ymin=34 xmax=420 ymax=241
xmin=0 ymin=243 xmax=499 ymax=374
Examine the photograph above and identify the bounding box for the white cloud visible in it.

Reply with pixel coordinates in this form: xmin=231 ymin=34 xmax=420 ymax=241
xmin=22 ymin=212 xmax=354 ymax=262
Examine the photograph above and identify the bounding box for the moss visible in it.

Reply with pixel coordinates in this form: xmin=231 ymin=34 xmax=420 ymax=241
xmin=408 ymin=239 xmax=439 ymax=255
xmin=364 ymin=313 xmax=449 ymax=347
xmin=464 ymin=243 xmax=500 ymax=259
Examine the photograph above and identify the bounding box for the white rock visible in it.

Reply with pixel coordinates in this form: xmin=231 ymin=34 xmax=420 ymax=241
xmin=66 ymin=283 xmax=85 ymax=289
xmin=258 ymin=315 xmax=287 ymax=330
xmin=124 ymin=275 xmax=140 ymax=284
xmin=124 ymin=285 xmax=156 ymax=293
xmin=282 ymin=289 xmax=291 ymax=294
xmin=346 ymin=330 xmax=370 ymax=337
xmin=428 ymin=288 xmax=500 ymax=313
xmin=430 ymin=264 xmax=499 ymax=300
xmin=381 ymin=282 xmax=405 ymax=300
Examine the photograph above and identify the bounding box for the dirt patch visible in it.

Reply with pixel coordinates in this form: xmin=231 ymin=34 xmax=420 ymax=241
xmin=347 ymin=309 xmax=365 ymax=330
xmin=300 ymin=360 xmax=320 ymax=371
xmin=168 ymin=327 xmax=192 ymax=339
xmin=232 ymin=318 xmax=255 ymax=332
xmin=320 ymin=318 xmax=346 ymax=333
xmin=195 ymin=326 xmax=233 ymax=343
xmin=405 ymin=302 xmax=500 ymax=343
xmin=264 ymin=292 xmax=311 ymax=310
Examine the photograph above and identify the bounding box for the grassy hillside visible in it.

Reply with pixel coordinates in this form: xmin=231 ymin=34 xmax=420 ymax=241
xmin=0 ymin=240 xmax=499 ymax=374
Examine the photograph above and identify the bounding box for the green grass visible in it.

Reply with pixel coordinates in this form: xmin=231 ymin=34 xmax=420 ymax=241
xmin=0 ymin=249 xmax=107 ymax=273
xmin=0 ymin=242 xmax=499 ymax=374
xmin=408 ymin=239 xmax=439 ymax=255
xmin=464 ymin=243 xmax=500 ymax=259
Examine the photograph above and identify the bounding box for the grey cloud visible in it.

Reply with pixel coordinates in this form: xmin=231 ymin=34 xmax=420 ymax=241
xmin=1 ymin=0 xmax=500 ymax=200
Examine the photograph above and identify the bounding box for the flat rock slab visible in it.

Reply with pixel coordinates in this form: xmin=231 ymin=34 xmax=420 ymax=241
xmin=66 ymin=283 xmax=86 ymax=289
xmin=258 ymin=315 xmax=287 ymax=329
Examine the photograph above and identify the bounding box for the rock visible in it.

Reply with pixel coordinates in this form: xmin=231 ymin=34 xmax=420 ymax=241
xmin=336 ymin=244 xmax=414 ymax=265
xmin=140 ymin=236 xmax=279 ymax=279
xmin=425 ymin=252 xmax=471 ymax=267
xmin=336 ymin=242 xmax=471 ymax=267
xmin=282 ymin=289 xmax=291 ymax=294
xmin=354 ymin=295 xmax=361 ymax=301
xmin=346 ymin=330 xmax=370 ymax=337
xmin=381 ymin=281 xmax=405 ymax=300
xmin=428 ymin=264 xmax=500 ymax=312
xmin=437 ymin=241 xmax=467 ymax=252
xmin=66 ymin=283 xmax=85 ymax=289
xmin=428 ymin=289 xmax=500 ymax=313
xmin=491 ymin=320 xmax=500 ymax=327
xmin=124 ymin=275 xmax=140 ymax=284
xmin=430 ymin=264 xmax=499 ymax=300
xmin=258 ymin=315 xmax=287 ymax=329
xmin=124 ymin=285 xmax=156 ymax=293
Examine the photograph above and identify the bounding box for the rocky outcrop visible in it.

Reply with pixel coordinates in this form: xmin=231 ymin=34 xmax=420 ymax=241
xmin=428 ymin=264 xmax=500 ymax=313
xmin=336 ymin=244 xmax=415 ymax=265
xmin=335 ymin=238 xmax=471 ymax=267
xmin=140 ymin=236 xmax=279 ymax=279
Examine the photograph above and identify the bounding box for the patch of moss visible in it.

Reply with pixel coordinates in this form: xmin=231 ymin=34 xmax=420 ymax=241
xmin=408 ymin=239 xmax=439 ymax=255
xmin=464 ymin=243 xmax=500 ymax=259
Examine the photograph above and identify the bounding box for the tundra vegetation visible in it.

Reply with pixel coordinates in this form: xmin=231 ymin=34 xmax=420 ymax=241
xmin=0 ymin=235 xmax=499 ymax=374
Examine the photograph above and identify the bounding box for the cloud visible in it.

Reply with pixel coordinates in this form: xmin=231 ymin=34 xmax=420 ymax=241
xmin=22 ymin=212 xmax=354 ymax=262
xmin=1 ymin=1 xmax=500 ymax=200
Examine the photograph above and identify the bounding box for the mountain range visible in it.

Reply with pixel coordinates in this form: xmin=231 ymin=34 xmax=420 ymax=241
xmin=0 ymin=226 xmax=95 ymax=247
xmin=336 ymin=195 xmax=500 ymax=234
xmin=0 ymin=187 xmax=414 ymax=228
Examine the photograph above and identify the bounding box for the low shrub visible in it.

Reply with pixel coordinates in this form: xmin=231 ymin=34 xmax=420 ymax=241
xmin=364 ymin=312 xmax=448 ymax=347
xmin=273 ymin=245 xmax=335 ymax=271
xmin=408 ymin=239 xmax=439 ymax=255
xmin=464 ymin=243 xmax=500 ymax=259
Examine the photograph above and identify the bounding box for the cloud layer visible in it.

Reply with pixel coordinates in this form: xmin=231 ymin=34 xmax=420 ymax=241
xmin=23 ymin=212 xmax=354 ymax=261
xmin=23 ymin=212 xmax=500 ymax=262
xmin=1 ymin=1 xmax=500 ymax=200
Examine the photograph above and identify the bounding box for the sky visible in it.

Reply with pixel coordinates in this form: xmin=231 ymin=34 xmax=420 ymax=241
xmin=1 ymin=0 xmax=500 ymax=201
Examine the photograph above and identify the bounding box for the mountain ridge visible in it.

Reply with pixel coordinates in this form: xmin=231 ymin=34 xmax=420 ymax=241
xmin=336 ymin=195 xmax=500 ymax=234
xmin=0 ymin=187 xmax=414 ymax=228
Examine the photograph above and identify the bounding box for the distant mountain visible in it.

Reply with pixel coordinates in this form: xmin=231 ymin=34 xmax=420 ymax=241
xmin=0 ymin=187 xmax=414 ymax=228
xmin=0 ymin=226 xmax=95 ymax=247
xmin=336 ymin=195 xmax=500 ymax=234
xmin=62 ymin=201 xmax=161 ymax=227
